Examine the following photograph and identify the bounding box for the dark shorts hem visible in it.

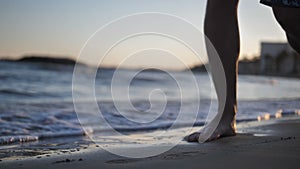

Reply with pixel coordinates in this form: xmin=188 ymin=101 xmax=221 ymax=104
xmin=260 ymin=0 xmax=300 ymax=7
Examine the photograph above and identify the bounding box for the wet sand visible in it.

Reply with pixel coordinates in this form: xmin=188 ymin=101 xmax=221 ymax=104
xmin=1 ymin=116 xmax=300 ymax=169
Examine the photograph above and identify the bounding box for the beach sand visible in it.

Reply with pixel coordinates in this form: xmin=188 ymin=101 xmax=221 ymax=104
xmin=1 ymin=116 xmax=300 ymax=169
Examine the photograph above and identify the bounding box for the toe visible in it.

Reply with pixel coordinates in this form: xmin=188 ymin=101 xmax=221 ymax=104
xmin=184 ymin=132 xmax=201 ymax=142
xmin=206 ymin=133 xmax=221 ymax=142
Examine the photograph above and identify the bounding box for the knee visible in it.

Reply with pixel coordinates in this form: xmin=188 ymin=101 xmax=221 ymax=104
xmin=272 ymin=7 xmax=300 ymax=34
xmin=287 ymin=34 xmax=300 ymax=54
xmin=273 ymin=7 xmax=300 ymax=53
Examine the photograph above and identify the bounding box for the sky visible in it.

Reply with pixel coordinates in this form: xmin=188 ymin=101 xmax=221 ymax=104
xmin=0 ymin=0 xmax=287 ymax=69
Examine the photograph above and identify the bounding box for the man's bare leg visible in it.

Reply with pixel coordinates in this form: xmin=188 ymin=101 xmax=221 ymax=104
xmin=185 ymin=0 xmax=240 ymax=142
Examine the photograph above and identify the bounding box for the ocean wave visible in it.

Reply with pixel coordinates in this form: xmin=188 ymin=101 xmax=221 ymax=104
xmin=1 ymin=109 xmax=299 ymax=145
xmin=0 ymin=128 xmax=93 ymax=145
xmin=0 ymin=135 xmax=39 ymax=145
xmin=0 ymin=89 xmax=36 ymax=97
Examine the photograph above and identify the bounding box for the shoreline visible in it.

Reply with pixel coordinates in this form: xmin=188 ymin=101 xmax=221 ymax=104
xmin=1 ymin=99 xmax=299 ymax=146
xmin=1 ymin=115 xmax=300 ymax=169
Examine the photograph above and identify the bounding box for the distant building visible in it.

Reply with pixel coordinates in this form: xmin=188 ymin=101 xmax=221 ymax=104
xmin=238 ymin=57 xmax=260 ymax=75
xmin=260 ymin=42 xmax=299 ymax=75
xmin=192 ymin=42 xmax=300 ymax=77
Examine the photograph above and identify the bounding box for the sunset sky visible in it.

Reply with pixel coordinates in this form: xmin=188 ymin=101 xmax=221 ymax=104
xmin=0 ymin=0 xmax=287 ymax=69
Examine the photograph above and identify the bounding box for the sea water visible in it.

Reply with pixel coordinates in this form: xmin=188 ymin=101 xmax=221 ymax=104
xmin=0 ymin=60 xmax=299 ymax=157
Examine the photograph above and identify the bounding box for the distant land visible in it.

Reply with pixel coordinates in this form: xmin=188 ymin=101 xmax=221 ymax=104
xmin=1 ymin=55 xmax=80 ymax=65
xmin=0 ymin=55 xmax=183 ymax=72
xmin=0 ymin=55 xmax=125 ymax=71
xmin=1 ymin=55 xmax=299 ymax=77
xmin=190 ymin=57 xmax=300 ymax=78
xmin=190 ymin=57 xmax=260 ymax=75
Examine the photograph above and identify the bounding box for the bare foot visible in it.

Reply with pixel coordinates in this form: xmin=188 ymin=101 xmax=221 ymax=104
xmin=184 ymin=123 xmax=236 ymax=142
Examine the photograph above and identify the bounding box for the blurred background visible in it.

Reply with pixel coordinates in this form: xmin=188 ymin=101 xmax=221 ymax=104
xmin=0 ymin=0 xmax=300 ymax=160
